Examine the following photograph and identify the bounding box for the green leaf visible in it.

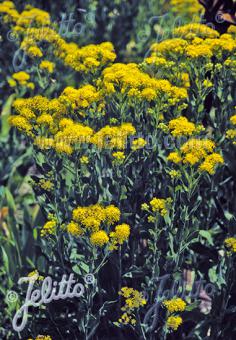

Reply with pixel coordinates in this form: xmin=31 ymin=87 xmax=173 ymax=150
xmin=199 ymin=230 xmax=213 ymax=246
xmin=0 ymin=93 xmax=16 ymax=138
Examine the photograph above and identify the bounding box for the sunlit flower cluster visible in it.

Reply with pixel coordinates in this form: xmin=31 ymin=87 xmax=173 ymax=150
xmin=67 ymin=204 xmax=130 ymax=248
xmin=8 ymin=71 xmax=34 ymax=89
xmin=168 ymin=139 xmax=224 ymax=174
xmin=158 ymin=116 xmax=204 ymax=137
xmin=101 ymin=62 xmax=187 ymax=106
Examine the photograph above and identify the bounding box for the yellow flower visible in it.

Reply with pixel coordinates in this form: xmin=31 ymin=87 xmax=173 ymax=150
xmin=186 ymin=44 xmax=213 ymax=59
xmin=151 ymin=38 xmax=188 ymax=57
xmin=183 ymin=153 xmax=199 ymax=165
xmin=38 ymin=179 xmax=53 ymax=191
xmin=91 ymin=123 xmax=136 ymax=150
xmin=67 ymin=221 xmax=83 ymax=237
xmin=224 ymin=237 xmax=236 ymax=253
xmin=230 ymin=115 xmax=236 ymax=125
xmin=104 ymin=205 xmax=121 ymax=225
xmin=118 ymin=287 xmax=146 ymax=325
xmin=34 ymin=137 xmax=54 ymax=150
xmin=174 ymin=23 xmax=219 ymax=39
xmin=166 ymin=315 xmax=183 ymax=331
xmin=168 ymin=116 xmax=196 ymax=137
xmin=8 ymin=78 xmax=17 ymax=87
xmin=148 ymin=216 xmax=155 ymax=223
xmin=131 ymin=138 xmax=147 ymax=151
xmin=30 ymin=336 xmax=52 ymax=340
xmin=149 ymin=197 xmax=171 ymax=216
xmin=112 ymin=151 xmax=125 ymax=162
xmin=141 ymin=88 xmax=156 ymax=101
xmin=80 ymin=156 xmax=89 ymax=164
xmin=27 ymin=45 xmax=43 ymax=57
xmin=40 ymin=220 xmax=56 ymax=237
xmin=12 ymin=71 xmax=30 ymax=85
xmin=170 ymin=0 xmax=202 ymax=17
xmin=72 ymin=204 xmax=120 ymax=231
xmin=163 ymin=298 xmax=186 ymax=313
xmin=168 ymin=170 xmax=181 ymax=179
xmin=27 ymin=82 xmax=35 ymax=90
xmin=141 ymin=203 xmax=149 ymax=211
xmin=180 ymin=139 xmax=215 ymax=158
xmin=9 ymin=116 xmax=33 ymax=135
xmin=54 ymin=142 xmax=73 ymax=155
xmin=199 ymin=153 xmax=224 ymax=174
xmin=36 ymin=114 xmax=53 ymax=127
xmin=203 ymin=79 xmax=213 ymax=88
xmin=39 ymin=60 xmax=55 ymax=73
xmin=90 ymin=230 xmax=109 ymax=247
xmin=167 ymin=152 xmax=182 ymax=164
xmin=109 ymin=224 xmax=130 ymax=249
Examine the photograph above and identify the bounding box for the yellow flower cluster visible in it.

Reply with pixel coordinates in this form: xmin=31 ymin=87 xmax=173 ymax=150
xmin=142 ymin=197 xmax=172 ymax=218
xmin=118 ymin=287 xmax=146 ymax=325
xmin=0 ymin=1 xmax=20 ymax=23
xmin=226 ymin=114 xmax=236 ymax=144
xmin=163 ymin=298 xmax=186 ymax=331
xmin=8 ymin=71 xmax=34 ymax=89
xmin=91 ymin=123 xmax=136 ymax=150
xmin=166 ymin=315 xmax=183 ymax=331
xmin=159 ymin=116 xmax=204 ymax=137
xmin=38 ymin=179 xmax=54 ymax=191
xmin=11 ymin=94 xmax=139 ymax=154
xmin=59 ymin=85 xmax=103 ymax=111
xmin=0 ymin=0 xmax=116 ymax=74
xmin=40 ymin=219 xmax=57 ymax=237
xmin=101 ymin=62 xmax=187 ymax=105
xmin=72 ymin=204 xmax=121 ymax=231
xmin=39 ymin=60 xmax=55 ymax=73
xmin=67 ymin=221 xmax=84 ymax=237
xmin=19 ymin=25 xmax=115 ymax=73
xmin=16 ymin=7 xmax=50 ymax=28
xmin=144 ymin=56 xmax=175 ymax=69
xmin=149 ymin=24 xmax=236 ymax=65
xmin=174 ymin=23 xmax=219 ymax=40
xmin=170 ymin=0 xmax=202 ymax=17
xmin=80 ymin=156 xmax=89 ymax=164
xmin=131 ymin=138 xmax=147 ymax=151
xmin=224 ymin=237 xmax=236 ymax=253
xmin=168 ymin=139 xmax=224 ymax=174
xmin=112 ymin=151 xmax=126 ymax=163
xmin=109 ymin=224 xmax=131 ymax=250
xmin=67 ymin=204 xmax=130 ymax=248
xmin=12 ymin=85 xmax=102 ymax=116
xmin=150 ymin=39 xmax=188 ymax=58
xmin=9 ymin=115 xmax=33 ymax=136
xmin=28 ymin=336 xmax=52 ymax=340
xmin=90 ymin=230 xmax=109 ymax=247
xmin=163 ymin=298 xmax=186 ymax=313
xmin=62 ymin=42 xmax=116 ymax=73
